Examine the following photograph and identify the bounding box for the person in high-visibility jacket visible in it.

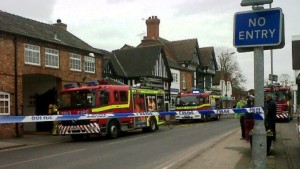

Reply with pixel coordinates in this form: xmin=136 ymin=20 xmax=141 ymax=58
xmin=48 ymin=104 xmax=58 ymax=135
xmin=235 ymin=97 xmax=247 ymax=140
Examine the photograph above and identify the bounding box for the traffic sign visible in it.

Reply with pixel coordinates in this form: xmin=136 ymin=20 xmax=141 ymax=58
xmin=241 ymin=0 xmax=273 ymax=6
xmin=234 ymin=8 xmax=282 ymax=47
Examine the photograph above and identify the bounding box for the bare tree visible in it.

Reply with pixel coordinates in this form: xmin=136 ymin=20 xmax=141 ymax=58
xmin=279 ymin=74 xmax=291 ymax=86
xmin=215 ymin=47 xmax=246 ymax=89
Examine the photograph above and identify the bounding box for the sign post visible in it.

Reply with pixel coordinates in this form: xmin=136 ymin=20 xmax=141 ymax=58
xmin=252 ymin=47 xmax=267 ymax=168
xmin=234 ymin=1 xmax=284 ymax=168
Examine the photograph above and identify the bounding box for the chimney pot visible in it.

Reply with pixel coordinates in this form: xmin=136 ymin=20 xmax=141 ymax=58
xmin=53 ymin=19 xmax=67 ymax=30
xmin=145 ymin=16 xmax=160 ymax=39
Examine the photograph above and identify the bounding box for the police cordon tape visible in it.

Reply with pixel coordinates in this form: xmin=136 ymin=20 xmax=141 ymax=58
xmin=0 ymin=107 xmax=264 ymax=124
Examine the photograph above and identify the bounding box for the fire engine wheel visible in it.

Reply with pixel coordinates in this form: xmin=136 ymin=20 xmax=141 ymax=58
xmin=214 ymin=115 xmax=221 ymax=121
xmin=143 ymin=117 xmax=157 ymax=132
xmin=107 ymin=120 xmax=120 ymax=139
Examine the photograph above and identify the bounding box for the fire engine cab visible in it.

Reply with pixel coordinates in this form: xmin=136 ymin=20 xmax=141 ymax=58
xmin=175 ymin=89 xmax=219 ymax=122
xmin=57 ymin=79 xmax=166 ymax=140
xmin=264 ymin=84 xmax=293 ymax=121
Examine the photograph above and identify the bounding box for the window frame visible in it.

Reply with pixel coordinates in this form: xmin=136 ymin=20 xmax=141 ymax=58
xmin=0 ymin=92 xmax=10 ymax=115
xmin=172 ymin=73 xmax=178 ymax=83
xmin=24 ymin=44 xmax=41 ymax=66
xmin=84 ymin=56 xmax=95 ymax=73
xmin=70 ymin=53 xmax=82 ymax=71
xmin=45 ymin=48 xmax=59 ymax=68
xmin=182 ymin=74 xmax=186 ymax=90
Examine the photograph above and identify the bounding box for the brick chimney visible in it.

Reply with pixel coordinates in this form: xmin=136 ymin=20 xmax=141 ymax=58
xmin=53 ymin=19 xmax=67 ymax=30
xmin=145 ymin=16 xmax=160 ymax=39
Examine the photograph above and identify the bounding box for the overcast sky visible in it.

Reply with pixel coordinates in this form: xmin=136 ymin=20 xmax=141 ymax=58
xmin=1 ymin=0 xmax=299 ymax=90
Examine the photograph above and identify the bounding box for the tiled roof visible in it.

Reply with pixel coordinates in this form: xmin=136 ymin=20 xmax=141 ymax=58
xmin=112 ymin=45 xmax=169 ymax=78
xmin=167 ymin=58 xmax=192 ymax=71
xmin=0 ymin=11 xmax=100 ymax=54
xmin=199 ymin=47 xmax=219 ymax=70
xmin=96 ymin=49 xmax=113 ymax=68
xmin=165 ymin=39 xmax=198 ymax=62
xmin=200 ymin=47 xmax=213 ymax=67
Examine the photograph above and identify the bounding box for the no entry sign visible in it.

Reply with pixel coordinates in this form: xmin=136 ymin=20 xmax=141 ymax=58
xmin=234 ymin=8 xmax=282 ymax=47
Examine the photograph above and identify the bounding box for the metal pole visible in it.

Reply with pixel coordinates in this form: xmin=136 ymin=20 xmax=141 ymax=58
xmin=271 ymin=49 xmax=273 ymax=84
xmin=270 ymin=3 xmax=273 ymax=85
xmin=252 ymin=47 xmax=267 ymax=169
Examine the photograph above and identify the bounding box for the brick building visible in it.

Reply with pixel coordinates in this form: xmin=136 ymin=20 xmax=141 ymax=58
xmin=138 ymin=16 xmax=218 ymax=109
xmin=0 ymin=11 xmax=103 ymax=137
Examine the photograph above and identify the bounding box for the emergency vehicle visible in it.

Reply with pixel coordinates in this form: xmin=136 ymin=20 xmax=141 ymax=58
xmin=57 ymin=80 xmax=166 ymax=140
xmin=264 ymin=84 xmax=293 ymax=121
xmin=175 ymin=90 xmax=219 ymax=122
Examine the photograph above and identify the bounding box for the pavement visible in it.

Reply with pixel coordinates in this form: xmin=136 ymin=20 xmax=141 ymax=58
xmin=0 ymin=121 xmax=296 ymax=169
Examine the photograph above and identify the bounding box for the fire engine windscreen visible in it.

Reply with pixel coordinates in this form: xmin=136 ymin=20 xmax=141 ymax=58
xmin=59 ymin=90 xmax=95 ymax=108
xmin=265 ymin=91 xmax=289 ymax=101
xmin=176 ymin=96 xmax=201 ymax=106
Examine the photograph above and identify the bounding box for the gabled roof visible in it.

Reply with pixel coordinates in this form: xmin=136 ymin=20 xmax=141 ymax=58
xmin=120 ymin=44 xmax=135 ymax=50
xmin=0 ymin=11 xmax=100 ymax=54
xmin=165 ymin=39 xmax=198 ymax=62
xmin=96 ymin=49 xmax=113 ymax=68
xmin=167 ymin=57 xmax=192 ymax=71
xmin=112 ymin=45 xmax=170 ymax=78
xmin=199 ymin=47 xmax=218 ymax=70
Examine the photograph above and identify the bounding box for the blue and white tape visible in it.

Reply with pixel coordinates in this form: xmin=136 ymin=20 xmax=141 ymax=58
xmin=0 ymin=107 xmax=264 ymax=124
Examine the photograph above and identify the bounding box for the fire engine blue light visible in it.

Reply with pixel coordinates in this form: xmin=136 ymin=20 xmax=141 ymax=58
xmin=191 ymin=87 xmax=203 ymax=94
xmin=64 ymin=83 xmax=77 ymax=88
xmin=86 ymin=81 xmax=99 ymax=86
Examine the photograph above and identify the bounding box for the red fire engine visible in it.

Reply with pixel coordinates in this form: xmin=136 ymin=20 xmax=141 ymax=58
xmin=264 ymin=84 xmax=293 ymax=121
xmin=57 ymin=80 xmax=166 ymax=140
xmin=175 ymin=89 xmax=219 ymax=122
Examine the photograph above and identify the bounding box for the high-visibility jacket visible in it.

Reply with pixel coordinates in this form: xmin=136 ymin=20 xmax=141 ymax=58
xmin=235 ymin=100 xmax=246 ymax=118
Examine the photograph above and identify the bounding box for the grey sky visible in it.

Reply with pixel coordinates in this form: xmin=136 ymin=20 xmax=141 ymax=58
xmin=1 ymin=0 xmax=299 ymax=90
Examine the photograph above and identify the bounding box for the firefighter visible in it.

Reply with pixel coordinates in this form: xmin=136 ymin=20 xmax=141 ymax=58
xmin=266 ymin=94 xmax=277 ymax=141
xmin=48 ymin=104 xmax=58 ymax=135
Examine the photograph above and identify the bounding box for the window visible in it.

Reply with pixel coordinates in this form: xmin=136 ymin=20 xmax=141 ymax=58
xmin=84 ymin=56 xmax=95 ymax=73
xmin=172 ymin=73 xmax=178 ymax=83
xmin=24 ymin=44 xmax=40 ymax=65
xmin=99 ymin=90 xmax=109 ymax=106
xmin=120 ymin=91 xmax=128 ymax=102
xmin=45 ymin=48 xmax=59 ymax=68
xmin=114 ymin=91 xmax=119 ymax=102
xmin=182 ymin=74 xmax=186 ymax=90
xmin=0 ymin=92 xmax=10 ymax=115
xmin=70 ymin=53 xmax=81 ymax=71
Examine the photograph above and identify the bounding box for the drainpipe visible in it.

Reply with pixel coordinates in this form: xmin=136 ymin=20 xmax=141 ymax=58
xmin=13 ymin=36 xmax=20 ymax=137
